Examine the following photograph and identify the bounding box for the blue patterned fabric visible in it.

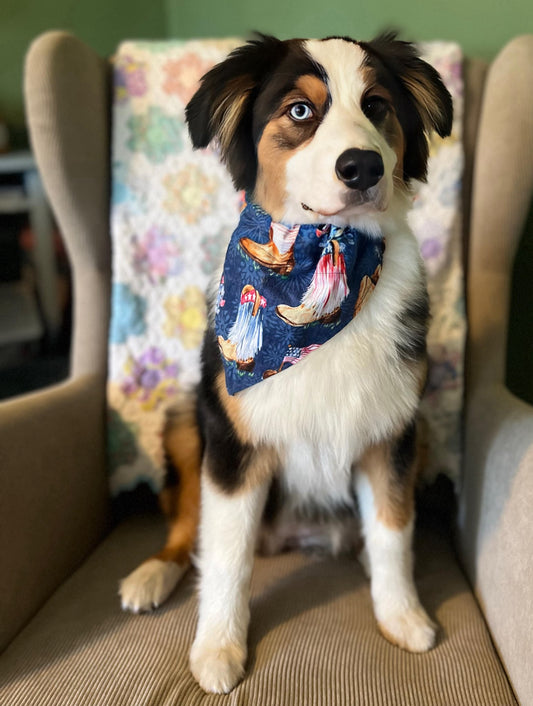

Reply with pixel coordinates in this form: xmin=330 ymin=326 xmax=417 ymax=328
xmin=215 ymin=199 xmax=385 ymax=395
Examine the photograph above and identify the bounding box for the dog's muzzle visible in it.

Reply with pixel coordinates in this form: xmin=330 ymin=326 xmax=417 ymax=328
xmin=335 ymin=149 xmax=384 ymax=191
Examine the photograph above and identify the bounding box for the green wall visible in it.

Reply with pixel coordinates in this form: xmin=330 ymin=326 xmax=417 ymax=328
xmin=0 ymin=0 xmax=166 ymax=142
xmin=2 ymin=0 xmax=532 ymax=141
xmin=167 ymin=0 xmax=533 ymax=59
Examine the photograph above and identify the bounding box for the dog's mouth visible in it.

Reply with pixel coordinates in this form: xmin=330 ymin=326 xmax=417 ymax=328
xmin=301 ymin=186 xmax=386 ymax=220
xmin=301 ymin=202 xmax=343 ymax=218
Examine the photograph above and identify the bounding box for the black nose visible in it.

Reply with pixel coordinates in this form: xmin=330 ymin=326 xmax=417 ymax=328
xmin=335 ymin=149 xmax=384 ymax=190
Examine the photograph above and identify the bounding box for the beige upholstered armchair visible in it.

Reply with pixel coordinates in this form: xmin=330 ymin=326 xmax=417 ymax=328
xmin=0 ymin=31 xmax=532 ymax=705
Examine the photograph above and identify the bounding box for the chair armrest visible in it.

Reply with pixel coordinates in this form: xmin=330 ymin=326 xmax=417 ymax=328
xmin=0 ymin=376 xmax=110 ymax=651
xmin=458 ymin=383 xmax=533 ymax=705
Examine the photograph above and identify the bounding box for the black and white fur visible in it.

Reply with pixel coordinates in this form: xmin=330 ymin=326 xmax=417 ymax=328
xmin=119 ymin=33 xmax=453 ymax=694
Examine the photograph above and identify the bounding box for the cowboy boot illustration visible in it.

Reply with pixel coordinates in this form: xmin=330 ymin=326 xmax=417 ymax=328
xmin=353 ymin=263 xmax=382 ymax=317
xmin=262 ymin=343 xmax=322 ymax=378
xmin=218 ymin=285 xmax=266 ymax=371
xmin=240 ymin=222 xmax=299 ymax=274
xmin=276 ymin=240 xmax=348 ymax=327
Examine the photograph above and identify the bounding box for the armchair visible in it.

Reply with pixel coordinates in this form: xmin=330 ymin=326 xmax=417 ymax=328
xmin=0 ymin=30 xmax=531 ymax=705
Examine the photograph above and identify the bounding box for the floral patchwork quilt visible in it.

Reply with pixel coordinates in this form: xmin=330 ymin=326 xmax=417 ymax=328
xmin=108 ymin=39 xmax=465 ymax=496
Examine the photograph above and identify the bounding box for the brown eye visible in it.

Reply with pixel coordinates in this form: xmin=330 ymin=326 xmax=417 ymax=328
xmin=288 ymin=102 xmax=313 ymax=121
xmin=362 ymin=96 xmax=389 ymax=123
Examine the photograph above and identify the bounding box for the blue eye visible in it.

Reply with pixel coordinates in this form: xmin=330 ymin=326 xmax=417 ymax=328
xmin=289 ymin=103 xmax=313 ymax=121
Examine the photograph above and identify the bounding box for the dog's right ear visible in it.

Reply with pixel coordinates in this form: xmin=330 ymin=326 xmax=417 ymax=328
xmin=185 ymin=35 xmax=287 ymax=191
xmin=360 ymin=33 xmax=453 ymax=183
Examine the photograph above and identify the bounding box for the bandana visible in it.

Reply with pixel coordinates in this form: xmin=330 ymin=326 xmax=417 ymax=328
xmin=215 ymin=199 xmax=385 ymax=395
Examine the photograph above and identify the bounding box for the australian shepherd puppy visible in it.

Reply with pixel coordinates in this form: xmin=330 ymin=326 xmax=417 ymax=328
xmin=119 ymin=33 xmax=453 ymax=694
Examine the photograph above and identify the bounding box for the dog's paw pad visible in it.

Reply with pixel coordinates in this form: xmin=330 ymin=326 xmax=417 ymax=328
xmin=190 ymin=639 xmax=246 ymax=694
xmin=378 ymin=606 xmax=437 ymax=653
xmin=119 ymin=558 xmax=186 ymax=613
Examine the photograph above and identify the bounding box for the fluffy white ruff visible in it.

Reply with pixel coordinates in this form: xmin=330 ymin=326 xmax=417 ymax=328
xmin=355 ymin=473 xmax=436 ymax=652
xmin=238 ymin=197 xmax=425 ymax=510
xmin=119 ymin=558 xmax=187 ymax=613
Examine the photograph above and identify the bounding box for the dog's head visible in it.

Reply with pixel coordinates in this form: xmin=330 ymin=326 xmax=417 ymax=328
xmin=186 ymin=33 xmax=453 ymax=225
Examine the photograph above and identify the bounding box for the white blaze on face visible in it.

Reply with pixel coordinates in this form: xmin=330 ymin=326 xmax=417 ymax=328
xmin=282 ymin=39 xmax=398 ymax=225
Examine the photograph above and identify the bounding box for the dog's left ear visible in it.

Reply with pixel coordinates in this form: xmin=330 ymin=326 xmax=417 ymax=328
xmin=361 ymin=33 xmax=454 ymax=182
xmin=186 ymin=35 xmax=287 ymax=191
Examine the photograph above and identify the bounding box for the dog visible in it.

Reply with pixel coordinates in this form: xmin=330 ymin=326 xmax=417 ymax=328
xmin=119 ymin=32 xmax=453 ymax=694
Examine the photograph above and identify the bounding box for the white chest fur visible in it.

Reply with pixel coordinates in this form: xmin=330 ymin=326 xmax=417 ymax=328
xmin=238 ymin=221 xmax=425 ymax=507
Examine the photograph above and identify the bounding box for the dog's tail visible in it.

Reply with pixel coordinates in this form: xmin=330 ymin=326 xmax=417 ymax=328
xmin=158 ymin=390 xmax=203 ymax=565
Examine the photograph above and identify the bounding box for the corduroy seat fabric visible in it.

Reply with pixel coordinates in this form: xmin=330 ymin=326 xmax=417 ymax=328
xmin=0 ymin=516 xmax=516 ymax=706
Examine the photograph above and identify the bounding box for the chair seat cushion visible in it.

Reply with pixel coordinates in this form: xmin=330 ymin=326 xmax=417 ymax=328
xmin=0 ymin=517 xmax=516 ymax=705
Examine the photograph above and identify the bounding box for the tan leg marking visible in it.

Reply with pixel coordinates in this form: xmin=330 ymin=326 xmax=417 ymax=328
xmin=359 ymin=434 xmax=418 ymax=530
xmin=157 ymin=398 xmax=202 ymax=564
xmin=119 ymin=396 xmax=202 ymax=612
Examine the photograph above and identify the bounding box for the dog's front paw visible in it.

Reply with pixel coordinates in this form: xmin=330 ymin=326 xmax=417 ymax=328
xmin=190 ymin=637 xmax=246 ymax=694
xmin=119 ymin=558 xmax=186 ymax=613
xmin=378 ymin=605 xmax=437 ymax=653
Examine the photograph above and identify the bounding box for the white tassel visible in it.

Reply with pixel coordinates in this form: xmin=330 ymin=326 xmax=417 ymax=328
xmin=300 ymin=245 xmax=349 ymax=316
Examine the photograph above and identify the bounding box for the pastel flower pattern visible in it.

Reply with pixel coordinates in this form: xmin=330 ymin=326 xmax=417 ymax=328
xmin=114 ymin=55 xmax=147 ymax=101
xmin=164 ymin=286 xmax=207 ymax=349
xmin=109 ymin=283 xmax=147 ymax=344
xmin=121 ymin=347 xmax=179 ymax=412
xmin=200 ymin=232 xmax=227 ymax=275
xmin=126 ymin=106 xmax=183 ymax=164
xmin=163 ymin=164 xmax=219 ymax=222
xmin=163 ymin=54 xmax=212 ymax=104
xmin=132 ymin=226 xmax=183 ymax=282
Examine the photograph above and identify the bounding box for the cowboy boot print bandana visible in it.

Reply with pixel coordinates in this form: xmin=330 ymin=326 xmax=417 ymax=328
xmin=216 ymin=199 xmax=385 ymax=395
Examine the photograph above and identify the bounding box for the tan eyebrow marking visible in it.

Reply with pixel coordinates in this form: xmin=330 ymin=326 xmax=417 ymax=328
xmin=294 ymin=74 xmax=329 ymax=110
